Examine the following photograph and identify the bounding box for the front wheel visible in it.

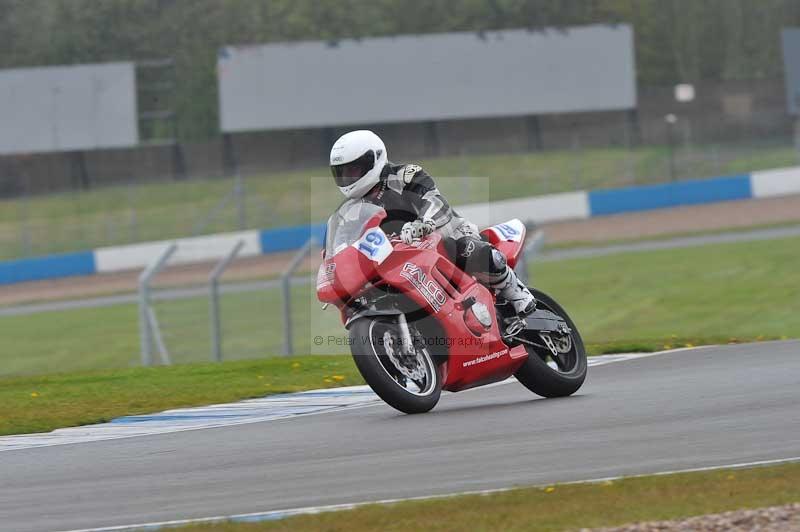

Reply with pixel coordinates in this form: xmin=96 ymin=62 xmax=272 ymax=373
xmin=349 ymin=317 xmax=442 ymax=414
xmin=514 ymin=288 xmax=587 ymax=398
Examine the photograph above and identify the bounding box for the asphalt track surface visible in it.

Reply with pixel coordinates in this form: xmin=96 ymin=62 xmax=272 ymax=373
xmin=539 ymin=223 xmax=800 ymax=262
xmin=2 ymin=341 xmax=799 ymax=532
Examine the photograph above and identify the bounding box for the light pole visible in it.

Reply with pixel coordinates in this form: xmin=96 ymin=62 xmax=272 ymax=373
xmin=665 ymin=113 xmax=677 ymax=182
xmin=669 ymin=83 xmax=696 ymax=181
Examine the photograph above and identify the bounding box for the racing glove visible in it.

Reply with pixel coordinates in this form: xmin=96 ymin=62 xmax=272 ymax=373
xmin=400 ymin=218 xmax=436 ymax=244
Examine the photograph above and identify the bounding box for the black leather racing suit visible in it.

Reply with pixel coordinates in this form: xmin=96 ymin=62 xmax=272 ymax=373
xmin=363 ymin=162 xmax=509 ymax=286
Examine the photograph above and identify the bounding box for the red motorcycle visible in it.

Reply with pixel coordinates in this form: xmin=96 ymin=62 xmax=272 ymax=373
xmin=317 ymin=200 xmax=587 ymax=414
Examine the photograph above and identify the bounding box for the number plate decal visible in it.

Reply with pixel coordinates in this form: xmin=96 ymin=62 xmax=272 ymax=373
xmin=353 ymin=227 xmax=393 ymax=264
xmin=489 ymin=219 xmax=525 ymax=242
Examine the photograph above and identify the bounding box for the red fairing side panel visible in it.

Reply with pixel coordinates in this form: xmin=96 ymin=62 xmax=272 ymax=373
xmin=437 ymin=283 xmax=528 ymax=392
xmin=378 ymin=235 xmax=528 ymax=392
xmin=480 ymin=219 xmax=526 ymax=269
xmin=316 ymin=248 xmax=376 ymax=307
xmin=317 ymin=209 xmax=388 ymax=307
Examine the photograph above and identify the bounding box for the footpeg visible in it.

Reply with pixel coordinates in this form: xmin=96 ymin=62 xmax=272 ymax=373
xmin=503 ymin=317 xmax=526 ymax=338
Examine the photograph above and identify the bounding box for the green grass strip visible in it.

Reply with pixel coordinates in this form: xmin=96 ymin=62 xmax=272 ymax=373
xmin=1 ymin=234 xmax=799 ymax=435
xmin=3 ymin=235 xmax=799 ymax=377
xmin=174 ymin=462 xmax=800 ymax=531
xmin=0 ymin=356 xmax=361 ymax=436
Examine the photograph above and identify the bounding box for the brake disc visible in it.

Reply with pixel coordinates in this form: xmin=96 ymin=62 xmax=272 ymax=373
xmin=383 ymin=331 xmax=425 ymax=381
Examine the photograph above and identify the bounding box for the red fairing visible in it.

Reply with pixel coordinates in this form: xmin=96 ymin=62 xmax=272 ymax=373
xmin=318 ymin=214 xmax=532 ymax=393
xmin=316 ymin=210 xmax=386 ymax=306
xmin=316 ymin=248 xmax=376 ymax=306
xmin=376 ymin=233 xmax=527 ymax=392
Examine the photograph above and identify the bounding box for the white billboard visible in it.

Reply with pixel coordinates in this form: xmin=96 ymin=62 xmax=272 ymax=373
xmin=218 ymin=25 xmax=636 ymax=133
xmin=0 ymin=62 xmax=139 ymax=155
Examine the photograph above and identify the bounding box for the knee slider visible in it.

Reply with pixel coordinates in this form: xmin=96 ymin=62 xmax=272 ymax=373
xmin=456 ymin=236 xmax=505 ymax=274
xmin=455 ymin=236 xmax=481 ymax=273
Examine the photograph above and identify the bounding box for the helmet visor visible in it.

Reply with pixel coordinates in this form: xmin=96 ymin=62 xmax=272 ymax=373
xmin=331 ymin=150 xmax=375 ymax=188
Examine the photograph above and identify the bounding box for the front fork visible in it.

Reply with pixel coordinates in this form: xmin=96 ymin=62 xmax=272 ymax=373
xmin=397 ymin=313 xmax=415 ymax=354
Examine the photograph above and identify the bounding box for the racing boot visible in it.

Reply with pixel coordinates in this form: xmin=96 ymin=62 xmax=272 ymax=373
xmin=488 ymin=266 xmax=536 ymax=317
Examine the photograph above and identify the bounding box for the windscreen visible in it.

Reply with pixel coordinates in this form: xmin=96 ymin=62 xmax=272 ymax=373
xmin=325 ymin=200 xmax=386 ymax=257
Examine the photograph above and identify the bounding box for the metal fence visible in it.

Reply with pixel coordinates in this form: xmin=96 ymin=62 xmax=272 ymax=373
xmin=133 ymin=226 xmax=550 ymax=367
xmin=0 ymin=222 xmax=539 ymax=377
xmin=133 ymin=237 xmax=330 ymax=367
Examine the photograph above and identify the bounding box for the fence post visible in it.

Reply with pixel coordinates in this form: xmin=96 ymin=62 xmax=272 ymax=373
xmin=209 ymin=239 xmax=246 ymax=362
xmin=516 ymin=229 xmax=545 ymax=285
xmin=138 ymin=242 xmax=178 ymax=366
xmin=147 ymin=306 xmax=172 ymax=365
xmin=281 ymin=238 xmax=317 ymax=356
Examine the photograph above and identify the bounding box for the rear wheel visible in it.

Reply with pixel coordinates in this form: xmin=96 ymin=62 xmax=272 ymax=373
xmin=514 ymin=288 xmax=587 ymax=398
xmin=349 ymin=317 xmax=441 ymax=414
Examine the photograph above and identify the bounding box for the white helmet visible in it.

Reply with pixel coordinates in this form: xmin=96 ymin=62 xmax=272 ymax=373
xmin=329 ymin=130 xmax=388 ymax=199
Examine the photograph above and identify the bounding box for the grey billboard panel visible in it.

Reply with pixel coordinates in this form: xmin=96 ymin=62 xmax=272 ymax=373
xmin=0 ymin=62 xmax=138 ymax=155
xmin=782 ymin=28 xmax=800 ymax=115
xmin=218 ymin=24 xmax=636 ymax=133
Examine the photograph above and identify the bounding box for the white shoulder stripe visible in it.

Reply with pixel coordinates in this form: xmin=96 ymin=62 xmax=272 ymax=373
xmin=420 ymin=188 xmax=450 ymax=224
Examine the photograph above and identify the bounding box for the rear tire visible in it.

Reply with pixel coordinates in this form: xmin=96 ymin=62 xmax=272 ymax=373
xmin=515 ymin=288 xmax=587 ymax=398
xmin=349 ymin=317 xmax=441 ymax=414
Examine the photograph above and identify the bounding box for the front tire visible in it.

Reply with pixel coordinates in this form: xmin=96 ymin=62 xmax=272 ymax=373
xmin=515 ymin=288 xmax=587 ymax=398
xmin=349 ymin=317 xmax=442 ymax=414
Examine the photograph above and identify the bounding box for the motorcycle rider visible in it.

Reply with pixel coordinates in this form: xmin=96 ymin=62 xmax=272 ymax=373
xmin=329 ymin=129 xmax=536 ymax=317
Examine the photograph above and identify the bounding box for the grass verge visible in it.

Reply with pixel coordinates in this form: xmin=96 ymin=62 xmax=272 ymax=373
xmin=0 ymin=356 xmax=360 ymax=436
xmin=163 ymin=462 xmax=800 ymax=531
xmin=535 ymin=236 xmax=800 ymax=352
xmin=4 ymin=234 xmax=798 ymax=376
xmin=1 ymin=235 xmax=798 ymax=435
